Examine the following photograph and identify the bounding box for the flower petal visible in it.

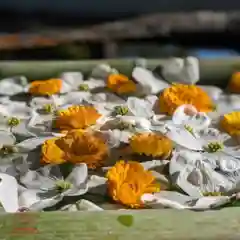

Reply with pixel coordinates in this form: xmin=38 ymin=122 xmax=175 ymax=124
xmin=127 ymin=97 xmax=154 ymax=118
xmin=132 ymin=67 xmax=169 ymax=94
xmin=0 ymin=130 xmax=16 ymax=148
xmin=166 ymin=127 xmax=202 ymax=151
xmin=0 ymin=173 xmax=19 ymax=212
xmin=18 ymin=189 xmax=41 ymax=208
xmin=65 ymin=163 xmax=88 ymax=196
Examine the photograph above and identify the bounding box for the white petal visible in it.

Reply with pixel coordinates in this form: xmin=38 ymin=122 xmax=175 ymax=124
xmin=218 ymin=153 xmax=240 ymax=172
xmin=0 ymin=79 xmax=24 ymax=96
xmin=18 ymin=189 xmax=41 ymax=208
xmin=141 ymin=192 xmax=187 ymax=209
xmin=172 ymin=104 xmax=197 ymax=125
xmin=66 ymin=163 xmax=88 ymax=186
xmin=198 ymin=85 xmax=223 ymax=101
xmin=166 ymin=127 xmax=202 ymax=151
xmin=0 ymin=130 xmax=16 ymax=148
xmin=65 ymin=164 xmax=88 ymax=196
xmin=61 ymin=72 xmax=83 ymax=88
xmin=16 ymin=136 xmax=53 ymax=152
xmin=88 ymin=175 xmax=107 ymax=195
xmin=132 ymin=67 xmax=169 ymax=94
xmin=63 ymin=92 xmax=91 ymax=105
xmin=127 ymin=97 xmax=154 ymax=118
xmin=188 ymin=196 xmax=231 ymax=210
xmin=0 ymin=173 xmax=19 ymax=212
xmin=75 ymin=199 xmax=103 ymax=211
xmin=29 ymin=195 xmax=63 ymax=211
xmin=85 ymin=78 xmax=106 ymax=89
xmin=91 ymin=64 xmax=118 ymax=79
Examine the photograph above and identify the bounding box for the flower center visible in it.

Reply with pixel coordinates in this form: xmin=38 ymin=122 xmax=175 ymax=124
xmin=117 ymin=121 xmax=135 ymax=130
xmin=43 ymin=104 xmax=54 ymax=114
xmin=113 ymin=106 xmax=128 ymax=116
xmin=7 ymin=117 xmax=20 ymax=127
xmin=205 ymin=141 xmax=223 ymax=153
xmin=79 ymin=84 xmax=89 ymax=91
xmin=203 ymin=192 xmax=223 ymax=196
xmin=184 ymin=124 xmax=194 ymax=134
xmin=0 ymin=145 xmax=18 ymax=155
xmin=55 ymin=180 xmax=73 ymax=192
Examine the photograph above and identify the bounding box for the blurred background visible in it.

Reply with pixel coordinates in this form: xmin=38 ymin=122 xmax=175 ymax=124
xmin=0 ymin=1 xmax=240 ymax=60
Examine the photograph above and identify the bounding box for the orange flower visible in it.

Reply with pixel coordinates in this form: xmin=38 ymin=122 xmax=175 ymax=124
xmin=54 ymin=105 xmax=101 ymax=131
xmin=107 ymin=74 xmax=136 ymax=94
xmin=41 ymin=138 xmax=66 ymax=164
xmin=106 ymin=160 xmax=160 ymax=208
xmin=129 ymin=132 xmax=173 ymax=159
xmin=228 ymin=72 xmax=240 ymax=93
xmin=29 ymin=79 xmax=62 ymax=96
xmin=54 ymin=130 xmax=108 ymax=169
xmin=159 ymin=83 xmax=214 ymax=115
xmin=220 ymin=111 xmax=240 ymax=136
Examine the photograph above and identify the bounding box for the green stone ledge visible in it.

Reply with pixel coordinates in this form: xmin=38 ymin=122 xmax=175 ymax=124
xmin=0 ymin=208 xmax=239 ymax=239
xmin=0 ymin=58 xmax=240 ymax=87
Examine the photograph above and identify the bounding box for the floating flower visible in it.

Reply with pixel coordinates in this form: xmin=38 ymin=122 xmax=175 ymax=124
xmin=159 ymin=84 xmax=214 ymax=115
xmin=129 ymin=132 xmax=173 ymax=159
xmin=41 ymin=138 xmax=66 ymax=165
xmin=18 ymin=164 xmax=89 ymax=211
xmin=54 ymin=105 xmax=101 ymax=131
xmin=29 ymin=79 xmax=62 ymax=96
xmin=227 ymin=72 xmax=240 ymax=93
xmin=220 ymin=111 xmax=240 ymax=136
xmin=41 ymin=130 xmax=108 ymax=169
xmin=107 ymin=74 xmax=136 ymax=95
xmin=106 ymin=160 xmax=160 ymax=208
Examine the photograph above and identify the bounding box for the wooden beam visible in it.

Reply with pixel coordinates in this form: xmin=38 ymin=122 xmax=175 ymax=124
xmin=0 ymin=10 xmax=239 ymax=50
xmin=1 ymin=208 xmax=240 ymax=239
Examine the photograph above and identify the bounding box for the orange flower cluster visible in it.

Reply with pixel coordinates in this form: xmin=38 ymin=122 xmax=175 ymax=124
xmin=228 ymin=72 xmax=240 ymax=93
xmin=41 ymin=130 xmax=108 ymax=169
xmin=54 ymin=105 xmax=101 ymax=131
xmin=220 ymin=111 xmax=240 ymax=136
xmin=129 ymin=132 xmax=173 ymax=159
xmin=29 ymin=79 xmax=62 ymax=96
xmin=106 ymin=160 xmax=160 ymax=208
xmin=159 ymin=83 xmax=214 ymax=115
xmin=107 ymin=74 xmax=136 ymax=94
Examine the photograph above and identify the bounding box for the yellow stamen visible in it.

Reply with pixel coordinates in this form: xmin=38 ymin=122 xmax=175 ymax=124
xmin=204 ymin=141 xmax=223 ymax=153
xmin=55 ymin=180 xmax=73 ymax=192
xmin=114 ymin=106 xmax=129 ymax=116
xmin=7 ymin=117 xmax=20 ymax=127
xmin=79 ymin=84 xmax=90 ymax=91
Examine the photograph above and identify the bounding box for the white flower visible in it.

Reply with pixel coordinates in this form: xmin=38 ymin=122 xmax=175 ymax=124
xmin=18 ymin=164 xmax=88 ymax=211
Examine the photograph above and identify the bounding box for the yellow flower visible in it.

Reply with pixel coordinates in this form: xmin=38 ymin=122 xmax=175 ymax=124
xmin=129 ymin=132 xmax=173 ymax=159
xmin=106 ymin=160 xmax=160 ymax=208
xmin=228 ymin=72 xmax=240 ymax=93
xmin=55 ymin=130 xmax=108 ymax=169
xmin=107 ymin=74 xmax=136 ymax=94
xmin=41 ymin=138 xmax=66 ymax=164
xmin=29 ymin=79 xmax=62 ymax=96
xmin=54 ymin=105 xmax=101 ymax=131
xmin=159 ymin=84 xmax=214 ymax=115
xmin=220 ymin=111 xmax=240 ymax=136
